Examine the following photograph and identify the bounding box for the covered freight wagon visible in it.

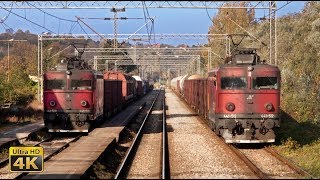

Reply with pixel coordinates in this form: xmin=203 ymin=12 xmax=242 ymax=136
xmin=104 ymin=71 xmax=136 ymax=101
xmin=132 ymin=75 xmax=144 ymax=97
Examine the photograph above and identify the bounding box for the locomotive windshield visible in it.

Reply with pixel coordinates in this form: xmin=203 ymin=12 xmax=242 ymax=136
xmin=221 ymin=77 xmax=247 ymax=89
xmin=253 ymin=77 xmax=278 ymax=89
xmin=45 ymin=79 xmax=65 ymax=90
xmin=71 ymin=80 xmax=92 ymax=90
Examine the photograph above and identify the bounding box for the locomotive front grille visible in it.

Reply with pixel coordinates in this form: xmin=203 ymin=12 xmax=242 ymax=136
xmin=44 ymin=111 xmax=92 ymax=132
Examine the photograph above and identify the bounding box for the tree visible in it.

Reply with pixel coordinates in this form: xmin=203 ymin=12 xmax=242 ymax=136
xmin=208 ymin=2 xmax=255 ymax=67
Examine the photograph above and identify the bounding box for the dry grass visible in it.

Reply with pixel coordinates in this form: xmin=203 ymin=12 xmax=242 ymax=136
xmin=273 ymin=110 xmax=320 ymax=178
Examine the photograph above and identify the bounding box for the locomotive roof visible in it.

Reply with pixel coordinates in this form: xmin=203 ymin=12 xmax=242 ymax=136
xmin=219 ymin=63 xmax=280 ymax=71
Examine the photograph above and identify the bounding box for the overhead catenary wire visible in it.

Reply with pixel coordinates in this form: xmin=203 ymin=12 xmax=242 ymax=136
xmin=76 ymin=20 xmax=92 ymax=39
xmin=142 ymin=1 xmax=155 ymax=44
xmin=68 ymin=21 xmax=78 ymax=34
xmin=204 ymin=1 xmax=292 ymax=24
xmin=0 ymin=4 xmax=55 ymax=34
xmin=78 ymin=17 xmax=153 ymax=20
xmin=142 ymin=2 xmax=150 ymax=41
xmin=1 ymin=21 xmax=12 ymax=30
xmin=204 ymin=1 xmax=214 ymax=23
xmin=0 ymin=22 xmax=8 ymax=31
xmin=26 ymin=1 xmax=77 ymax=23
xmin=0 ymin=2 xmax=13 ymax=23
xmin=263 ymin=1 xmax=292 ymax=18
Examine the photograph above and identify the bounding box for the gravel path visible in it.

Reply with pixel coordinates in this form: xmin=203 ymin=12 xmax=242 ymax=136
xmin=239 ymin=148 xmax=301 ymax=179
xmin=166 ymin=89 xmax=257 ymax=179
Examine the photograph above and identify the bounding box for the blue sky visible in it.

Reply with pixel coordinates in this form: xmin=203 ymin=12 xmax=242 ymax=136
xmin=0 ymin=1 xmax=307 ymax=45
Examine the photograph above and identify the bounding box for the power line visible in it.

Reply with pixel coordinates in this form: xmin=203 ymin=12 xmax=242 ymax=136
xmin=204 ymin=1 xmax=293 ymax=24
xmin=0 ymin=2 xmax=13 ymax=23
xmin=2 ymin=21 xmax=12 ymax=30
xmin=69 ymin=21 xmax=78 ymax=34
xmin=76 ymin=20 xmax=92 ymax=39
xmin=204 ymin=1 xmax=214 ymax=23
xmin=0 ymin=23 xmax=7 ymax=31
xmin=265 ymin=1 xmax=292 ymax=17
xmin=78 ymin=17 xmax=153 ymax=20
xmin=142 ymin=1 xmax=153 ymax=44
xmin=0 ymin=4 xmax=55 ymax=34
xmin=26 ymin=2 xmax=77 ymax=23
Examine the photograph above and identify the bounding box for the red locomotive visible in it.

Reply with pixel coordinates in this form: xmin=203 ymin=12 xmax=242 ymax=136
xmin=43 ymin=50 xmax=150 ymax=132
xmin=172 ymin=48 xmax=281 ymax=143
xmin=43 ymin=56 xmax=104 ymax=132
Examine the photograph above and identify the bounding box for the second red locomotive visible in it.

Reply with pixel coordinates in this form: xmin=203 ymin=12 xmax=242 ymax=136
xmin=172 ymin=48 xmax=281 ymax=143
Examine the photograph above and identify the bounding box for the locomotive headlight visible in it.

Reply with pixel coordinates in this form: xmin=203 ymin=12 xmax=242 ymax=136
xmin=49 ymin=100 xmax=56 ymax=107
xmin=225 ymin=102 xmax=235 ymax=112
xmin=66 ymin=70 xmax=72 ymax=75
xmin=264 ymin=103 xmax=273 ymax=111
xmin=81 ymin=100 xmax=88 ymax=107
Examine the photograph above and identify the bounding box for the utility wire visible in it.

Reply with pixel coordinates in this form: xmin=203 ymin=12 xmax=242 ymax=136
xmin=142 ymin=2 xmax=150 ymax=40
xmin=1 ymin=23 xmax=7 ymax=31
xmin=0 ymin=2 xmax=13 ymax=23
xmin=225 ymin=14 xmax=266 ymax=47
xmin=78 ymin=17 xmax=153 ymax=20
xmin=142 ymin=1 xmax=155 ymax=44
xmin=76 ymin=20 xmax=92 ymax=39
xmin=26 ymin=2 xmax=77 ymax=23
xmin=204 ymin=1 xmax=214 ymax=23
xmin=264 ymin=1 xmax=292 ymax=18
xmin=2 ymin=21 xmax=12 ymax=30
xmin=0 ymin=4 xmax=55 ymax=33
xmin=204 ymin=1 xmax=292 ymax=24
xmin=69 ymin=21 xmax=78 ymax=34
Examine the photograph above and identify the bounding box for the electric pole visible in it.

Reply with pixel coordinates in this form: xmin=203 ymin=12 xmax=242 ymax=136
xmin=110 ymin=7 xmax=125 ymax=51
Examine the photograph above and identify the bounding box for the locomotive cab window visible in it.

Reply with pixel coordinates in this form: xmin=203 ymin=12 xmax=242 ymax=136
xmin=253 ymin=77 xmax=278 ymax=89
xmin=71 ymin=80 xmax=92 ymax=90
xmin=45 ymin=79 xmax=65 ymax=90
xmin=221 ymin=77 xmax=247 ymax=89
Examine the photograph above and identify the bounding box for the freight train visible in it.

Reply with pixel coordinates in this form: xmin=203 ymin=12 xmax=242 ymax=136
xmin=171 ymin=48 xmax=281 ymax=143
xmin=43 ymin=54 xmax=151 ymax=132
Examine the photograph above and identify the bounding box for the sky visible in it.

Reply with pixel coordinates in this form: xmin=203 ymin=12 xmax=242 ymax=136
xmin=0 ymin=1 xmax=307 ymax=46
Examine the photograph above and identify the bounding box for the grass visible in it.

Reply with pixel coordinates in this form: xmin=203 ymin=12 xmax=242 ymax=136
xmin=273 ymin=110 xmax=320 ymax=178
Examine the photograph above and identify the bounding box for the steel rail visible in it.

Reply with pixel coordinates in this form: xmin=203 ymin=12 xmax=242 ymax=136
xmin=161 ymin=87 xmax=170 ymax=179
xmin=170 ymin=88 xmax=269 ymax=179
xmin=228 ymin=144 xmax=269 ymax=179
xmin=264 ymin=146 xmax=315 ymax=179
xmin=114 ymin=90 xmax=161 ymax=179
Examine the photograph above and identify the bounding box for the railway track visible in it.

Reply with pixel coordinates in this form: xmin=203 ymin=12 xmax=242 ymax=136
xmin=226 ymin=144 xmax=314 ymax=179
xmin=169 ymin=88 xmax=314 ymax=179
xmin=20 ymin=91 xmax=150 ymax=179
xmin=114 ymin=88 xmax=169 ymax=179
xmin=0 ymin=133 xmax=52 ymax=168
xmin=0 ymin=121 xmax=45 ymax=149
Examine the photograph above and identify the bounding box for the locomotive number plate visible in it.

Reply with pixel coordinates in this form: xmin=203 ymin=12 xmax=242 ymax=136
xmin=261 ymin=114 xmax=275 ymax=118
xmin=223 ymin=114 xmax=237 ymax=118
